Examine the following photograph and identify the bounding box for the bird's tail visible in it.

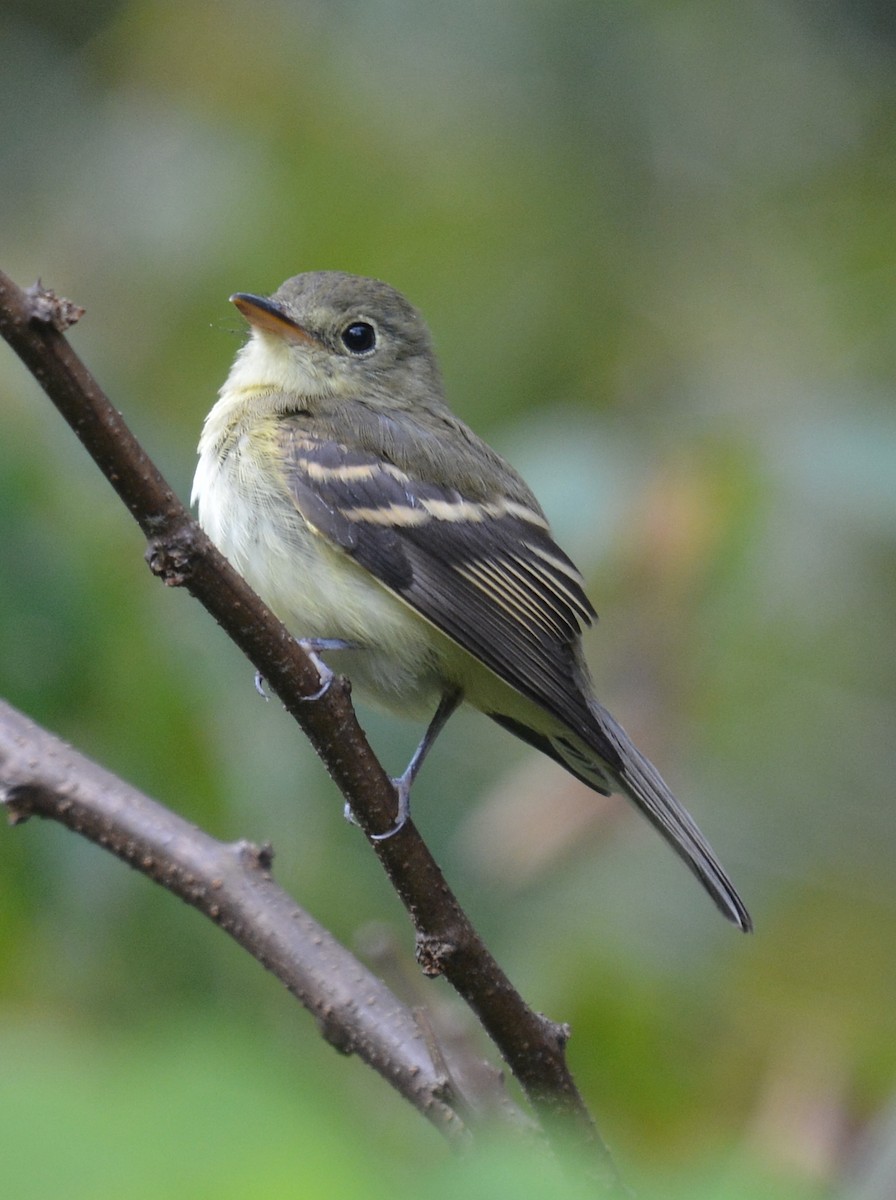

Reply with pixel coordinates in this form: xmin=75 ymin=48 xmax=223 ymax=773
xmin=493 ymin=704 xmax=752 ymax=931
xmin=579 ymin=700 xmax=752 ymax=931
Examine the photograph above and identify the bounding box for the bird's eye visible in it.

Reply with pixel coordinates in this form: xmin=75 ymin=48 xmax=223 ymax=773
xmin=341 ymin=322 xmax=377 ymax=354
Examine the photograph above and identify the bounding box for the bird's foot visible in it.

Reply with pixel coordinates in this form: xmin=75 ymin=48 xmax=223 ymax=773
xmin=343 ymin=776 xmax=411 ymax=840
xmin=297 ymin=638 xmax=355 ymax=701
xmin=369 ymin=774 xmax=412 ymax=842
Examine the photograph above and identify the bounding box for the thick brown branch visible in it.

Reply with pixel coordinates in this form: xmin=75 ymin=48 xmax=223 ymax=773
xmin=0 ymin=271 xmax=620 ymax=1187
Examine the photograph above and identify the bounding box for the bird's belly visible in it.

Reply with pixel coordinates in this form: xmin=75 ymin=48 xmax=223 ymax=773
xmin=195 ymin=454 xmax=445 ymax=715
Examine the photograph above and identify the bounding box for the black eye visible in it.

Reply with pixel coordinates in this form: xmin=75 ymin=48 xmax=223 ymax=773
xmin=341 ymin=321 xmax=376 ymax=354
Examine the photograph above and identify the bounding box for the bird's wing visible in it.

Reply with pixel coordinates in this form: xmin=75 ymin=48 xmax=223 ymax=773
xmin=278 ymin=427 xmax=599 ymax=738
xmin=279 ymin=427 xmax=752 ymax=931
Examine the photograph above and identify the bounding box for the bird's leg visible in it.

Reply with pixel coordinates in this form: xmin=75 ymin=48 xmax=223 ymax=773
xmin=255 ymin=638 xmax=357 ymax=703
xmin=369 ymin=689 xmax=463 ymax=842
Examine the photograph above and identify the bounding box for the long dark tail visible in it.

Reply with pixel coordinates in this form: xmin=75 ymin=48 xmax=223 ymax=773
xmin=490 ymin=706 xmax=752 ymax=932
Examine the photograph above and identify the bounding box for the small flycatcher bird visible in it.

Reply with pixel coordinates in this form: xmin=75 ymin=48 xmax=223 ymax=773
xmin=192 ymin=271 xmax=751 ymax=931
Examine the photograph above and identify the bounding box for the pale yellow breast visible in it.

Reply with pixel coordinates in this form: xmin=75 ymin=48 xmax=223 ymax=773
xmin=193 ymin=401 xmax=446 ymax=715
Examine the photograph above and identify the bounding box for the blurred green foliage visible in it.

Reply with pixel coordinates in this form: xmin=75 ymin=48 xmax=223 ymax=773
xmin=1 ymin=1 xmax=895 ymax=1195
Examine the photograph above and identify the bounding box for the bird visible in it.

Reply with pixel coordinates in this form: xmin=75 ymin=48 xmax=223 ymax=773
xmin=192 ymin=270 xmax=751 ymax=931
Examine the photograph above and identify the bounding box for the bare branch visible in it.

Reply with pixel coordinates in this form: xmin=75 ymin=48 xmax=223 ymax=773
xmin=0 ymin=698 xmax=469 ymax=1140
xmin=0 ymin=270 xmax=622 ymax=1188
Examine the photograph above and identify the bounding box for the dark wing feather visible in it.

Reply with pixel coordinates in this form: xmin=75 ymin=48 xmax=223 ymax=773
xmin=279 ymin=428 xmax=599 ymax=738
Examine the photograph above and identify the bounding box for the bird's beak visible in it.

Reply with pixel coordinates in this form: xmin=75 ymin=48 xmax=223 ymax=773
xmin=230 ymin=293 xmax=320 ymax=346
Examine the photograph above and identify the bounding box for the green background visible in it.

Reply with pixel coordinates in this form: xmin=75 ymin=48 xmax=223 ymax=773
xmin=2 ymin=2 xmax=895 ymax=1196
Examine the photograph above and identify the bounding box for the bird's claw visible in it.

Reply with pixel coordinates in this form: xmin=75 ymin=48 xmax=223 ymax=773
xmin=300 ymin=653 xmax=335 ymax=702
xmin=343 ymin=777 xmax=411 ymax=841
xmin=297 ymin=638 xmax=355 ymax=702
xmin=369 ymin=776 xmax=411 ymax=842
